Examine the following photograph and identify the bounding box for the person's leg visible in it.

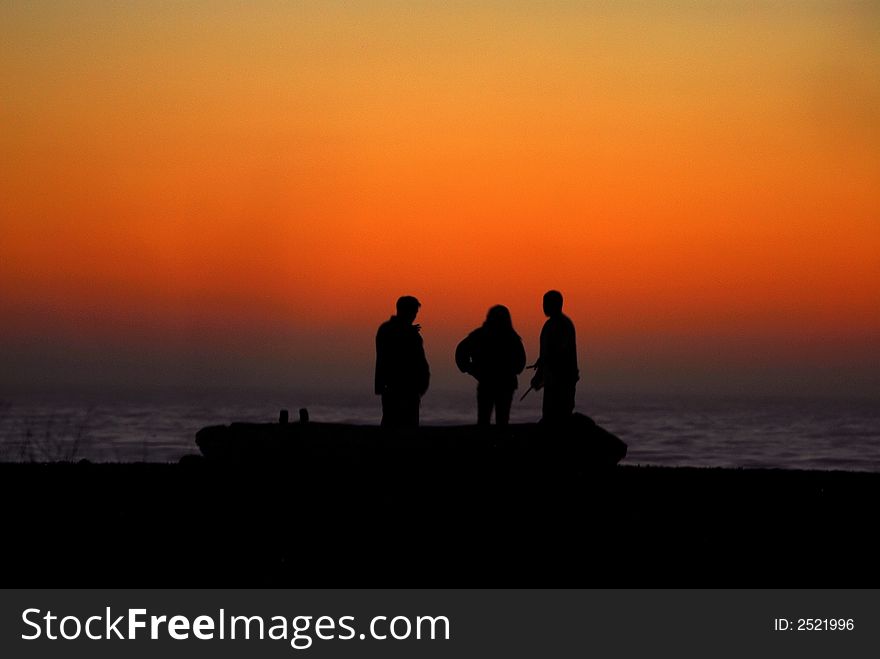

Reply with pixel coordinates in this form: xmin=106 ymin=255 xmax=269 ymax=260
xmin=381 ymin=392 xmax=398 ymax=427
xmin=477 ymin=384 xmax=493 ymax=425
xmin=541 ymin=386 xmax=556 ymax=424
xmin=403 ymin=392 xmax=421 ymax=427
xmin=495 ymin=388 xmax=513 ymax=425
xmin=560 ymin=383 xmax=576 ymax=418
xmin=542 ymin=385 xmax=573 ymax=424
xmin=382 ymin=391 xmax=419 ymax=427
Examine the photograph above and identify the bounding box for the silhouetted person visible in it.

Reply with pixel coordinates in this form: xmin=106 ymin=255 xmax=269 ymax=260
xmin=375 ymin=296 xmax=430 ymax=427
xmin=456 ymin=305 xmax=527 ymax=426
xmin=530 ymin=290 xmax=579 ymax=424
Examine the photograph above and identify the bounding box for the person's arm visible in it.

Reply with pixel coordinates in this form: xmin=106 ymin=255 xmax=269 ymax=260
xmin=417 ymin=337 xmax=430 ymax=396
xmin=564 ymin=319 xmax=579 ymax=382
xmin=374 ymin=329 xmax=386 ymax=395
xmin=530 ymin=327 xmax=546 ymax=390
xmin=530 ymin=363 xmax=544 ymax=390
xmin=512 ymin=337 xmax=527 ymax=375
xmin=455 ymin=336 xmax=472 ymax=374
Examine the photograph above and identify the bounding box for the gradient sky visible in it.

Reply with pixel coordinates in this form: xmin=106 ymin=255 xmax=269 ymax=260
xmin=2 ymin=1 xmax=878 ymax=397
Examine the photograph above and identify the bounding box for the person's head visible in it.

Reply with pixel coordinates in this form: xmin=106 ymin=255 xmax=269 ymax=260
xmin=396 ymin=295 xmax=421 ymax=323
xmin=484 ymin=305 xmax=514 ymax=333
xmin=542 ymin=290 xmax=564 ymax=317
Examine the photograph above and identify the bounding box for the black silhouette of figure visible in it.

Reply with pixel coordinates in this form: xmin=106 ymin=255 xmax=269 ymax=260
xmin=375 ymin=296 xmax=430 ymax=427
xmin=456 ymin=305 xmax=527 ymax=426
xmin=530 ymin=290 xmax=579 ymax=424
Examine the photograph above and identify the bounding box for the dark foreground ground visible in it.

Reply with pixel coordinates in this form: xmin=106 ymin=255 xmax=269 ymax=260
xmin=3 ymin=455 xmax=879 ymax=587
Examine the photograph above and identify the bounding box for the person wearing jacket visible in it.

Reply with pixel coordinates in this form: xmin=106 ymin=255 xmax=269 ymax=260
xmin=375 ymin=295 xmax=430 ymax=427
xmin=456 ymin=305 xmax=526 ymax=426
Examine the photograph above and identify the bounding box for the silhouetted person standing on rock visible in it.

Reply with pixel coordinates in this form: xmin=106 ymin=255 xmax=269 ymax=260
xmin=456 ymin=305 xmax=527 ymax=426
xmin=375 ymin=296 xmax=430 ymax=427
xmin=531 ymin=290 xmax=579 ymax=424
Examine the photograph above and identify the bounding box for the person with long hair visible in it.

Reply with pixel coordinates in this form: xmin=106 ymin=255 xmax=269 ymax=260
xmin=455 ymin=305 xmax=527 ymax=425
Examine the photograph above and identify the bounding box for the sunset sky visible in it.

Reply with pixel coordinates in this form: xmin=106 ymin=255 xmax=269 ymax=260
xmin=2 ymin=1 xmax=878 ymax=397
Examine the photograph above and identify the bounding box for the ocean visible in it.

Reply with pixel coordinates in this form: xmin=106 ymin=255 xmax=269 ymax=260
xmin=0 ymin=388 xmax=878 ymax=471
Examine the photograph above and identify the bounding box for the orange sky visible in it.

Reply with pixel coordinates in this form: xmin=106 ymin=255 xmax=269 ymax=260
xmin=1 ymin=1 xmax=878 ymax=395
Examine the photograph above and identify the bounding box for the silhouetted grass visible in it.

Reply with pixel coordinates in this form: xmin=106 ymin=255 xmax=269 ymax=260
xmin=0 ymin=405 xmax=95 ymax=462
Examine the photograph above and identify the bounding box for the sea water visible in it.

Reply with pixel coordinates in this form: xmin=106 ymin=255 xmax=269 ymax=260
xmin=0 ymin=388 xmax=877 ymax=471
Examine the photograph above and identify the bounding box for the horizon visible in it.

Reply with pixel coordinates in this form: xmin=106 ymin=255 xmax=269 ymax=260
xmin=2 ymin=1 xmax=878 ymax=399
